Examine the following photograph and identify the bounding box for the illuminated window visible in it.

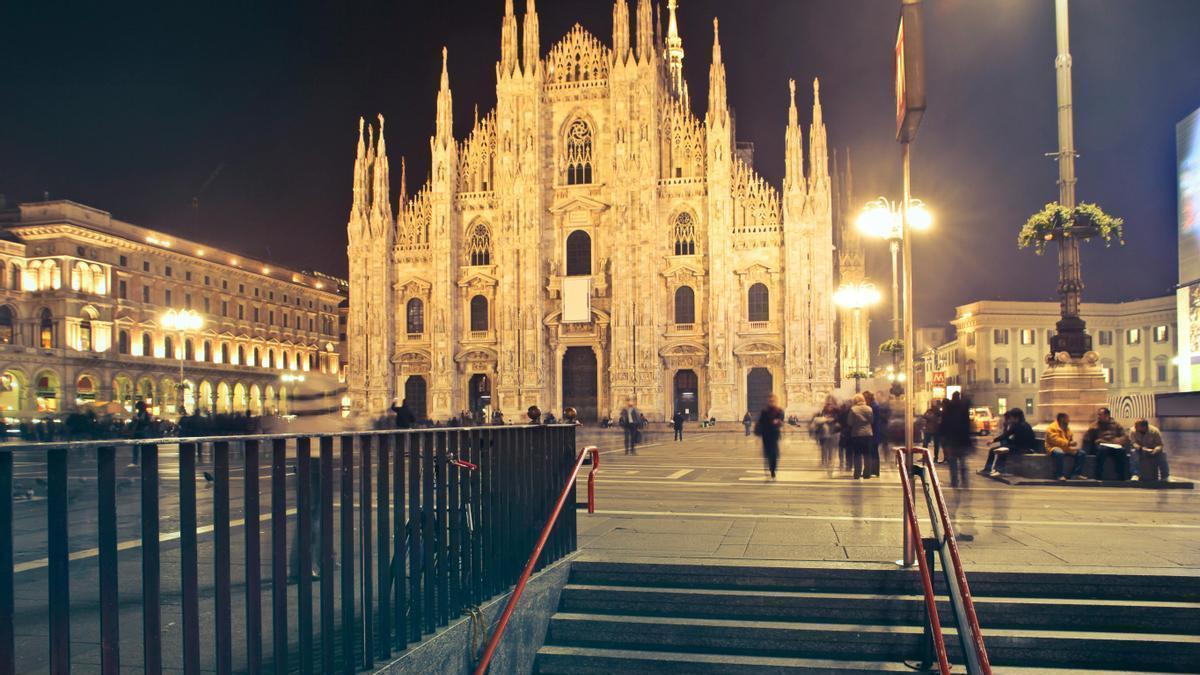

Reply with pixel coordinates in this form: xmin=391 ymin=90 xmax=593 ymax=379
xmin=39 ymin=308 xmax=54 ymax=348
xmin=1154 ymin=325 xmax=1170 ymax=343
xmin=1019 ymin=329 xmax=1035 ymax=345
xmin=1127 ymin=329 xmax=1141 ymax=345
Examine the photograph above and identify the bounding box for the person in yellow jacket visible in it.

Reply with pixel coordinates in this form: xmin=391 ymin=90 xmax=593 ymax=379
xmin=1046 ymin=412 xmax=1084 ymax=480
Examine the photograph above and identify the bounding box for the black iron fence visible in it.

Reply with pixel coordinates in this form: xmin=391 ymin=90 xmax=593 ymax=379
xmin=0 ymin=424 xmax=578 ymax=674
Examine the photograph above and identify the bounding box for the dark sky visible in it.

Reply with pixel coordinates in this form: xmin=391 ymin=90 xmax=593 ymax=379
xmin=2 ymin=0 xmax=1198 ymax=333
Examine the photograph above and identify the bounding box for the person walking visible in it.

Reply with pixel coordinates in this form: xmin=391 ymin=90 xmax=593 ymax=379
xmin=847 ymin=394 xmax=873 ymax=479
xmin=742 ymin=411 xmax=753 ymax=436
xmin=672 ymin=409 xmax=686 ymax=442
xmin=391 ymin=398 xmax=416 ymax=429
xmin=619 ymin=399 xmax=641 ymax=455
xmin=811 ymin=400 xmax=840 ymax=469
xmin=755 ymin=394 xmax=785 ymax=479
xmin=922 ymin=403 xmax=942 ymax=463
xmin=862 ymin=391 xmax=886 ymax=478
xmin=940 ymin=392 xmax=972 ymax=489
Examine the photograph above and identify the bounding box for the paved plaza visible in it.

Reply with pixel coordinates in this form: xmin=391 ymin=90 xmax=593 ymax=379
xmin=576 ymin=428 xmax=1200 ymax=569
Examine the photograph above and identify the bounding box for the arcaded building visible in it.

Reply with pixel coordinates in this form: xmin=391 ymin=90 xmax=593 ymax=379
xmin=0 ymin=200 xmax=344 ymax=419
xmin=347 ymin=0 xmax=843 ymax=422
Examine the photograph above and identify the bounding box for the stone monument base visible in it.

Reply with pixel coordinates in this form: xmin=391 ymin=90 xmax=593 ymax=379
xmin=1034 ymin=351 xmax=1109 ymax=425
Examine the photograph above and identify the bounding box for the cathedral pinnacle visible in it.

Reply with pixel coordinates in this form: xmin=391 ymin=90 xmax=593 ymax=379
xmin=784 ymin=79 xmax=805 ymax=196
xmin=666 ymin=0 xmax=685 ymax=98
xmin=636 ymin=0 xmax=654 ymax=63
xmin=501 ymin=0 xmax=519 ymax=76
xmin=435 ymin=47 xmax=453 ymax=148
xmin=613 ymin=0 xmax=630 ymax=62
xmin=707 ymin=18 xmax=727 ymax=126
xmin=522 ymin=0 xmax=540 ymax=75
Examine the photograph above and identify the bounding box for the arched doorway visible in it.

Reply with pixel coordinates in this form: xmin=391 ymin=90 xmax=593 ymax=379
xmin=0 ymin=370 xmax=26 ymax=412
xmin=278 ymin=387 xmax=289 ymax=415
xmin=113 ymin=376 xmax=133 ymax=413
xmin=232 ymin=383 xmax=247 ymax=413
xmin=561 ymin=347 xmax=598 ymax=422
xmin=404 ymin=376 xmax=427 ymax=421
xmin=746 ymin=367 xmax=773 ymax=415
xmin=34 ymin=370 xmax=60 ymax=412
xmin=468 ymin=373 xmax=491 ymax=418
xmin=180 ymin=380 xmax=196 ymax=414
xmin=75 ymin=374 xmax=97 ymax=407
xmin=673 ymin=369 xmax=699 ymax=421
xmin=136 ymin=377 xmax=155 ymax=408
xmin=248 ymin=384 xmax=262 ymax=416
xmin=197 ymin=380 xmax=214 ymax=414
xmin=264 ymin=384 xmax=276 ymax=415
xmin=216 ymin=382 xmax=231 ymax=414
xmin=158 ymin=378 xmax=177 ymax=416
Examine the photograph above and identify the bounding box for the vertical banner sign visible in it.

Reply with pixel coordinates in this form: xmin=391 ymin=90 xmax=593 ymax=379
xmin=895 ymin=0 xmax=926 ymax=143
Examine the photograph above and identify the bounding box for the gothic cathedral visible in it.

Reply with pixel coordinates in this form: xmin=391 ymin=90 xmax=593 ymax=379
xmin=347 ymin=0 xmax=846 ymax=423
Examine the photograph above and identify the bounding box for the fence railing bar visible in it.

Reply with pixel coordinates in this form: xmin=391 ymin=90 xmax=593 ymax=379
xmin=213 ymin=441 xmax=233 ymax=675
xmin=319 ymin=436 xmax=335 ymax=675
xmin=376 ymin=434 xmax=391 ymax=660
xmin=393 ymin=433 xmax=406 ymax=651
xmin=179 ymin=442 xmax=201 ymax=675
xmin=270 ymin=438 xmax=289 ymax=675
xmin=448 ymin=430 xmax=462 ymax=619
xmin=359 ymin=435 xmax=374 ymax=670
xmin=46 ymin=446 xmax=70 ymax=675
xmin=421 ymin=432 xmax=434 ymax=634
xmin=295 ymin=437 xmax=315 ymax=675
xmin=339 ymin=435 xmax=355 ymax=675
xmin=0 ymin=450 xmax=12 ymax=674
xmin=244 ymin=440 xmax=263 ymax=675
xmin=97 ymin=445 xmax=120 ymax=675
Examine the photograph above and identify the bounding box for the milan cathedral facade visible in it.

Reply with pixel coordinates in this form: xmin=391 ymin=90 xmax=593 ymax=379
xmin=347 ymin=0 xmax=846 ymax=422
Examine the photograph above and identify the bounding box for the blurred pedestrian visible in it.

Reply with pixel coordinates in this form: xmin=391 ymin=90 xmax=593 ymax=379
xmin=755 ymin=394 xmax=785 ymax=479
xmin=391 ymin=398 xmax=415 ymax=429
xmin=619 ymin=399 xmax=641 ymax=455
xmin=742 ymin=411 xmax=753 ymax=436
xmin=862 ymin=391 xmax=885 ymax=478
xmin=848 ymin=394 xmax=873 ymax=479
xmin=922 ymin=403 xmax=942 ymax=463
xmin=811 ymin=400 xmax=840 ymax=468
xmin=672 ymin=409 xmax=686 ymax=441
xmin=941 ymin=392 xmax=972 ymax=488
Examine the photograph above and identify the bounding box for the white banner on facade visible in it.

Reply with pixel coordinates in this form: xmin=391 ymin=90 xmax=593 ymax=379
xmin=561 ymin=276 xmax=591 ymax=323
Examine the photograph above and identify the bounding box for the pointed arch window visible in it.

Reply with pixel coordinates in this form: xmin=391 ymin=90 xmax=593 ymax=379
xmin=673 ymin=212 xmax=696 ymax=256
xmin=564 ymin=119 xmax=594 ymax=185
xmin=748 ymin=283 xmax=770 ymax=322
xmin=468 ymin=223 xmax=491 ymax=266
xmin=406 ymin=298 xmax=425 ymax=334
xmin=674 ymin=286 xmax=696 ymax=325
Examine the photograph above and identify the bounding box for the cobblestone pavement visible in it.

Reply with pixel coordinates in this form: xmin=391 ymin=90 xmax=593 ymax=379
xmin=575 ymin=428 xmax=1200 ymax=570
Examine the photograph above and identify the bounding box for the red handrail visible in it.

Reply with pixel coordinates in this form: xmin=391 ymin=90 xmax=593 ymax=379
xmin=921 ymin=450 xmax=992 ymax=673
xmin=894 ymin=447 xmax=952 ymax=675
xmin=473 ymin=445 xmax=599 ymax=675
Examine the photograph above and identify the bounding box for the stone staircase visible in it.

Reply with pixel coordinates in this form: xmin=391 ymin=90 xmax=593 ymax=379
xmin=535 ymin=557 xmax=1200 ymax=673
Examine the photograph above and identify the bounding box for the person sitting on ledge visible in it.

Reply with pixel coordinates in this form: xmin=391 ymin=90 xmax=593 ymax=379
xmin=1130 ymin=419 xmax=1169 ymax=482
xmin=1083 ymin=407 xmax=1130 ymax=480
xmin=1045 ymin=412 xmax=1085 ymax=481
xmin=982 ymin=408 xmax=1035 ymax=477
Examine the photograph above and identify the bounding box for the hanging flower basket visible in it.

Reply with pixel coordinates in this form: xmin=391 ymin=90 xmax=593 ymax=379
xmin=1017 ymin=202 xmax=1125 ymax=255
xmin=878 ymin=339 xmax=905 ymax=356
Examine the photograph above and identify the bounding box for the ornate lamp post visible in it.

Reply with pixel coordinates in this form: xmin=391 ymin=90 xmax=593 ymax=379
xmin=834 ymin=282 xmax=881 ymax=392
xmin=161 ymin=309 xmax=204 ymax=414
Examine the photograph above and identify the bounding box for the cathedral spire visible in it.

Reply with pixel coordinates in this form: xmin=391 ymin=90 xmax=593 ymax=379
xmin=808 ymin=77 xmax=828 ymax=184
xmin=706 ymin=18 xmax=727 ymax=126
xmin=350 ymin=117 xmax=369 ymax=227
xmin=370 ymin=114 xmax=393 ymax=238
xmin=435 ymin=47 xmax=453 ymax=150
xmin=636 ymin=0 xmax=654 ymax=63
xmin=500 ymin=0 xmax=519 ymax=76
xmin=613 ymin=0 xmax=631 ymax=63
xmin=784 ymin=79 xmax=805 ymax=195
xmin=522 ymin=0 xmax=540 ymax=75
xmin=666 ymin=0 xmax=685 ymax=98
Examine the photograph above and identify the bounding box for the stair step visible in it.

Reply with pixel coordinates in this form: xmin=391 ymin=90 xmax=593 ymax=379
xmin=545 ymin=612 xmax=1200 ymax=672
xmin=560 ymin=583 xmax=1200 ymax=633
xmin=535 ymin=645 xmax=1179 ymax=675
xmin=570 ymin=558 xmax=1200 ymax=601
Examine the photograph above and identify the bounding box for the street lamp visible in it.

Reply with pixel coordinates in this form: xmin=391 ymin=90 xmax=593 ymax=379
xmin=856 ymin=197 xmax=932 ymax=360
xmin=834 ymin=282 xmax=881 ymax=392
xmin=161 ymin=309 xmax=204 ymax=414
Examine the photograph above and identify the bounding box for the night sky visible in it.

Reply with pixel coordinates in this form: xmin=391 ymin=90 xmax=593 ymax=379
xmin=3 ymin=0 xmax=1198 ymax=333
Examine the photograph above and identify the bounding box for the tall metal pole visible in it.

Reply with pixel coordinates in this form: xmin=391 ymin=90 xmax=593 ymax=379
xmin=1051 ymin=0 xmax=1089 ymax=357
xmin=889 ymin=239 xmax=901 ymax=353
xmin=900 ymin=142 xmax=916 ymax=567
xmin=854 ymin=306 xmax=863 ymax=393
